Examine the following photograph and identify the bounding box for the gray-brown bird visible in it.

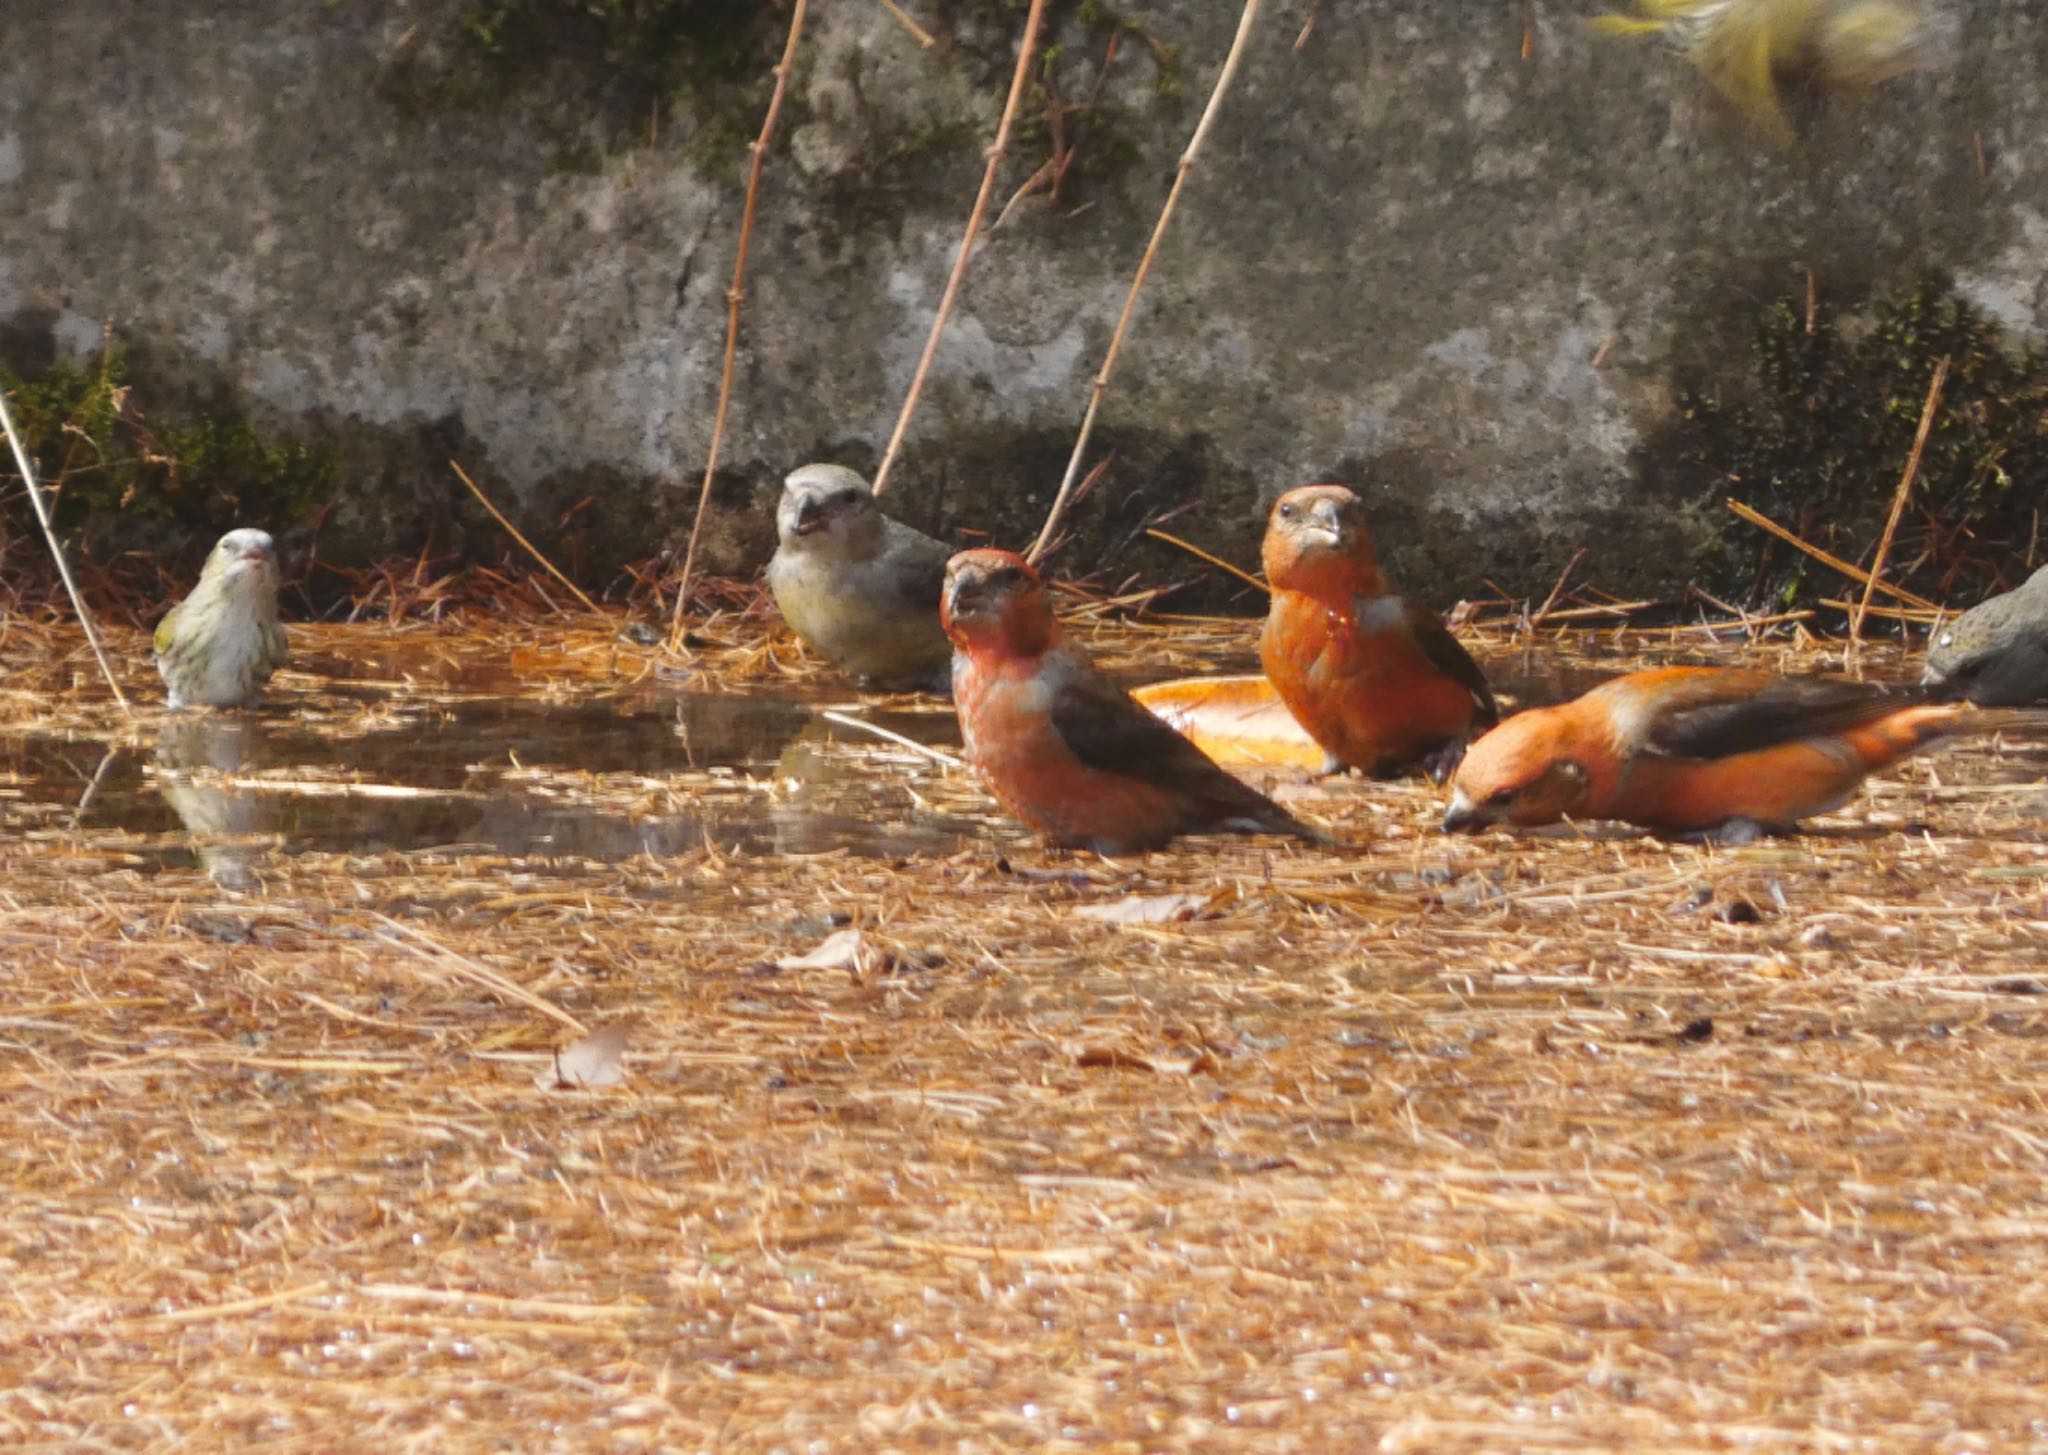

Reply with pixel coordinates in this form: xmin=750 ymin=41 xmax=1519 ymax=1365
xmin=765 ymin=464 xmax=953 ymax=693
xmin=1922 ymin=565 xmax=2048 ymax=706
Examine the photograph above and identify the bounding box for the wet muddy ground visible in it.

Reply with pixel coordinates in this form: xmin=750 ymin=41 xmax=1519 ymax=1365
xmin=3 ymin=612 xmax=2046 ymax=1451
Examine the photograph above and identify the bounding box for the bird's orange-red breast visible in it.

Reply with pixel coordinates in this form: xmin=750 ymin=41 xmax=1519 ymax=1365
xmin=1444 ymin=665 xmax=2016 ymax=837
xmin=1259 ymin=484 xmax=1497 ymax=780
xmin=943 ymin=549 xmax=1323 ymax=854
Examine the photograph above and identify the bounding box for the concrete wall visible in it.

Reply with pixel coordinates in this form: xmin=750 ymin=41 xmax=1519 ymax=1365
xmin=0 ymin=1 xmax=2041 ymax=600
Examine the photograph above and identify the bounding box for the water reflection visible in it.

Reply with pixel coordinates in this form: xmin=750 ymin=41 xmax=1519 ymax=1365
xmin=153 ymin=717 xmax=277 ymax=888
xmin=0 ymin=635 xmax=2002 ymax=875
xmin=0 ymin=692 xmax=981 ymax=873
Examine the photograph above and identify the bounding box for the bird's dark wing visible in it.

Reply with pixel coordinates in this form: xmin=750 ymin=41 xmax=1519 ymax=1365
xmin=1396 ymin=596 xmax=1499 ymax=725
xmin=884 ymin=527 xmax=953 ymax=612
xmin=1645 ymin=675 xmax=1926 ymax=760
xmin=1048 ymin=658 xmax=1315 ymax=836
xmin=1050 ymin=665 xmax=1250 ymax=788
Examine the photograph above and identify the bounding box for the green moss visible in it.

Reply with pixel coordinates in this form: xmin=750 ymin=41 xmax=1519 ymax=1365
xmin=386 ymin=0 xmax=781 ymax=174
xmin=163 ymin=418 xmax=336 ymax=524
xmin=1678 ymin=274 xmax=2048 ymax=607
xmin=1 ymin=346 xmax=335 ymax=540
xmin=1 ymin=345 xmax=146 ymax=523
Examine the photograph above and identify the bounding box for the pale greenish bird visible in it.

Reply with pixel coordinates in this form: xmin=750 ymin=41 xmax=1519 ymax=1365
xmin=153 ymin=528 xmax=289 ymax=710
xmin=765 ymin=464 xmax=953 ymax=694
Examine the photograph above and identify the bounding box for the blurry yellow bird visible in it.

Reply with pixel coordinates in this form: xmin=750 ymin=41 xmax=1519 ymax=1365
xmin=1591 ymin=0 xmax=1944 ymax=140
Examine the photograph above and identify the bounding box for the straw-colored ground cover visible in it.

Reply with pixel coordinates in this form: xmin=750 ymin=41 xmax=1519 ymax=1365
xmin=2 ymin=610 xmax=2046 ymax=1452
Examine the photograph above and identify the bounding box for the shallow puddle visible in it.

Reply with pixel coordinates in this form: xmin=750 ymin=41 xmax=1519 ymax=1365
xmin=0 ymin=689 xmax=982 ymax=878
xmin=0 ymin=623 xmax=1991 ymax=886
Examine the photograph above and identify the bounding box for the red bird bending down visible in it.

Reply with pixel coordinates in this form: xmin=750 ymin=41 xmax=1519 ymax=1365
xmin=1444 ymin=665 xmax=2019 ymax=838
xmin=1260 ymin=484 xmax=1497 ymax=781
xmin=943 ymin=549 xmax=1323 ymax=854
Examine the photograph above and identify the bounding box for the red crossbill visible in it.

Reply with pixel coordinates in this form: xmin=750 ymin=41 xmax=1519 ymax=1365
xmin=1922 ymin=565 xmax=2048 ymax=707
xmin=1260 ymin=484 xmax=1497 ymax=782
xmin=1443 ymin=665 xmax=2012 ymax=839
xmin=152 ymin=528 xmax=288 ymax=710
xmin=765 ymin=464 xmax=953 ymax=692
xmin=943 ymin=549 xmax=1323 ymax=854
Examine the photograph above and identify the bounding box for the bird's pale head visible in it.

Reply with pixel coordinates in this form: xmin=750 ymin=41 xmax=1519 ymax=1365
xmin=777 ymin=464 xmax=882 ymax=557
xmin=200 ymin=529 xmax=280 ymax=597
xmin=1817 ymin=1 xmax=1946 ymax=87
xmin=1441 ymin=708 xmax=1590 ymax=832
xmin=941 ymin=549 xmax=1058 ymax=659
xmin=1261 ymin=484 xmax=1379 ymax=596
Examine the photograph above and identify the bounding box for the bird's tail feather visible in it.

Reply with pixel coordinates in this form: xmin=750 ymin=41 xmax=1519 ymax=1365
xmin=1956 ymin=706 xmax=2048 ymax=739
xmin=1850 ymin=701 xmax=2048 ymax=771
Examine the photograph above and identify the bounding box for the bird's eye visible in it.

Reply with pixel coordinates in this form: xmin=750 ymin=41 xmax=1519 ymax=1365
xmin=1486 ymin=788 xmax=1516 ymax=808
xmin=1277 ymin=503 xmax=1296 ymax=520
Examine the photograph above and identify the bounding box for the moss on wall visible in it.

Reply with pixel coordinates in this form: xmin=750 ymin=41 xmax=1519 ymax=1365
xmin=0 ymin=346 xmax=336 ymax=554
xmin=1671 ymin=275 xmax=2048 ymax=608
xmin=383 ymin=0 xmax=784 ymax=173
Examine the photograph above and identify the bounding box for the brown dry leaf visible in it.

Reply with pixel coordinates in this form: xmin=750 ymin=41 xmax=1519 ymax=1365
xmin=1073 ymin=892 xmax=1213 ymax=926
xmin=1075 ymin=1045 xmax=1220 ymax=1076
xmin=534 ymin=1018 xmax=633 ymax=1091
xmin=776 ymin=927 xmax=867 ymax=972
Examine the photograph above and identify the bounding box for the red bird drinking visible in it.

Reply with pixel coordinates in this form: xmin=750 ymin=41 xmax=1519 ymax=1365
xmin=942 ymin=549 xmax=1323 ymax=854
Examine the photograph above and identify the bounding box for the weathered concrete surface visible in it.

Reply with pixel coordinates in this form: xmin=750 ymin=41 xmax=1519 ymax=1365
xmin=0 ymin=1 xmax=2042 ymax=600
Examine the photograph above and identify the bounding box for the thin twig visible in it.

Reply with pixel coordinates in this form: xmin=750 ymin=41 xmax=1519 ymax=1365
xmin=669 ymin=0 xmax=810 ymax=652
xmin=1514 ymin=599 xmax=1656 ymax=625
xmin=0 ymin=384 xmax=131 ymax=712
xmin=1818 ymin=597 xmax=1941 ymax=625
xmin=875 ymin=0 xmax=935 ymax=48
xmin=370 ymin=913 xmax=587 ymax=1035
xmin=819 ymin=710 xmax=964 ymax=770
xmin=1852 ymin=356 xmax=1948 ymax=645
xmin=1144 ymin=528 xmax=1268 ymax=594
xmin=121 ymin=1280 xmax=335 ymax=1329
xmin=1528 ymin=547 xmax=1587 ymax=631
xmin=1688 ymin=583 xmax=1762 ymax=641
xmin=1651 ymin=608 xmax=1814 ymax=636
xmin=1028 ymin=452 xmax=1116 ymax=564
xmin=989 ymin=156 xmax=1057 ymax=235
xmin=71 ymin=746 xmax=121 ymax=828
xmin=449 ymin=461 xmax=603 ymax=616
xmin=1725 ymin=498 xmax=1939 ymax=611
xmin=1028 ymin=0 xmax=1264 ymax=565
xmin=870 ymin=0 xmax=1049 ymax=499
